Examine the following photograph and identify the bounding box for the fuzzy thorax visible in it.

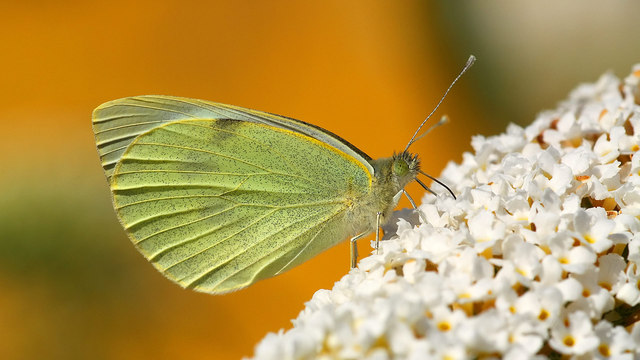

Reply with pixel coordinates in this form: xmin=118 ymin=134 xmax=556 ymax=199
xmin=364 ymin=151 xmax=420 ymax=226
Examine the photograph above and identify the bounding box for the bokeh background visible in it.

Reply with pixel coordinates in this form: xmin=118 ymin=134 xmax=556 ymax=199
xmin=1 ymin=1 xmax=639 ymax=359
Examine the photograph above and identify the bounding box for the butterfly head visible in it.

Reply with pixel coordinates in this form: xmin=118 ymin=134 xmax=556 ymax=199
xmin=392 ymin=151 xmax=420 ymax=188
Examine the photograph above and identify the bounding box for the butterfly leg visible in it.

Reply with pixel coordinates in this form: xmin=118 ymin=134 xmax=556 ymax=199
xmin=351 ymin=211 xmax=383 ymax=268
xmin=402 ymin=190 xmax=428 ymax=224
xmin=375 ymin=211 xmax=382 ymax=255
xmin=350 ymin=232 xmax=367 ymax=269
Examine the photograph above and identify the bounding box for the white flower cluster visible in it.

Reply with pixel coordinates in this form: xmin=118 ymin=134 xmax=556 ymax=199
xmin=250 ymin=65 xmax=640 ymax=360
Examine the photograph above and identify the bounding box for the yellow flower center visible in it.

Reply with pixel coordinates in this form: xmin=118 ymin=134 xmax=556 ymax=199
xmin=437 ymin=321 xmax=451 ymax=332
xmin=598 ymin=344 xmax=611 ymax=356
xmin=538 ymin=309 xmax=549 ymax=321
xmin=563 ymin=335 xmax=575 ymax=347
xmin=598 ymin=282 xmax=612 ymax=291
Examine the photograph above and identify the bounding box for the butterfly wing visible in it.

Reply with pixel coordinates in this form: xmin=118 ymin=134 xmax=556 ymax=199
xmin=93 ymin=95 xmax=373 ymax=181
xmin=104 ymin=117 xmax=373 ymax=294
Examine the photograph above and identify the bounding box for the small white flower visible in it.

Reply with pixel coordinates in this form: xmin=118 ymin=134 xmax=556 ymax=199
xmin=457 ymin=310 xmax=509 ymax=354
xmin=501 ymin=153 xmax=532 ymax=184
xmin=548 ymin=163 xmax=574 ymax=195
xmin=438 ymin=248 xmax=494 ymax=302
xmin=469 ymin=188 xmax=501 ymax=213
xmin=570 ymin=268 xmax=615 ymax=318
xmin=554 ymin=276 xmax=583 ymax=303
xmin=501 ymin=193 xmax=531 ymax=225
xmin=418 ymin=203 xmax=447 ymax=228
xmin=413 ymin=271 xmax=450 ymax=308
xmin=513 ymin=286 xmax=563 ymax=329
xmin=616 ymin=262 xmax=640 ymax=306
xmin=592 ymin=321 xmax=636 ymax=358
xmin=400 ymin=259 xmax=424 ymax=286
xmin=610 ymin=124 xmax=637 ymax=154
xmin=502 ymin=240 xmax=543 ymax=286
xmin=531 ymin=210 xmax=561 ymax=238
xmin=468 ymin=209 xmax=506 ymax=252
xmin=561 ymin=145 xmax=596 ymax=175
xmin=632 ymin=321 xmax=640 ymax=357
xmin=418 ymin=228 xmax=464 ymax=264
xmin=548 ymin=232 xmax=597 ymax=274
xmin=428 ymin=340 xmax=467 ymax=360
xmin=622 ymin=183 xmax=640 ymax=218
xmin=542 ymin=129 xmax=564 ymax=149
xmin=430 ymin=305 xmax=467 ymax=334
xmin=629 ymin=234 xmax=640 ymax=267
xmin=504 ymin=316 xmax=545 ymax=357
xmin=573 ymin=208 xmax=616 ymax=252
xmin=629 ymin=149 xmax=640 ymax=176
xmin=549 ymin=311 xmax=599 ymax=355
xmin=539 ymin=254 xmax=563 ymax=285
xmin=597 ymin=253 xmax=627 ymax=293
xmin=592 ymin=161 xmax=621 ymax=183
xmin=593 ymin=133 xmax=620 ymax=164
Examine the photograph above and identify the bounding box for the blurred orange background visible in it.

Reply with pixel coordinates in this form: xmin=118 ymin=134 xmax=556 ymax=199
xmin=1 ymin=1 xmax=638 ymax=359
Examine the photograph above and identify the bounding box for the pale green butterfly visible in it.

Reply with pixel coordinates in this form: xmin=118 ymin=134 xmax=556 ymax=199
xmin=93 ymin=56 xmax=475 ymax=294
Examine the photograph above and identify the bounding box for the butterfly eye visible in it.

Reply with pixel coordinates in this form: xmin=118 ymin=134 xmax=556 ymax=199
xmin=393 ymin=158 xmax=410 ymax=176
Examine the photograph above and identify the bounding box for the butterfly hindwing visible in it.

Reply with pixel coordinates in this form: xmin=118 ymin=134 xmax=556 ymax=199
xmin=109 ymin=118 xmax=372 ymax=293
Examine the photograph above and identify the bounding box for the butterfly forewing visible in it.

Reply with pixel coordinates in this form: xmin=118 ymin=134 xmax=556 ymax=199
xmin=93 ymin=95 xmax=373 ymax=181
xmin=108 ymin=118 xmax=372 ymax=293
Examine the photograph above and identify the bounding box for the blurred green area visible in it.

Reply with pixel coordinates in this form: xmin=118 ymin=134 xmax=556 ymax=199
xmin=437 ymin=1 xmax=640 ymax=133
xmin=1 ymin=178 xmax=126 ymax=290
xmin=0 ymin=156 xmax=147 ymax=358
xmin=0 ymin=155 xmax=261 ymax=359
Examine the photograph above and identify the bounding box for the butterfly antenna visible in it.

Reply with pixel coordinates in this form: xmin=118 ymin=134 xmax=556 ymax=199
xmin=404 ymin=55 xmax=476 ymax=152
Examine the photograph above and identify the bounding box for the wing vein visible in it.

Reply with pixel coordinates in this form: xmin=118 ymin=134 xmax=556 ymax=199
xmin=164 ymin=209 xmax=278 ymax=271
xmin=124 ymin=206 xmax=208 ymax=230
xmin=96 ymin=133 xmax=138 ymax=147
xmin=132 ymin=142 xmax=273 ymax=173
xmin=98 ymin=144 xmax=129 ymax=157
xmin=98 ymin=101 xmax=200 ymax=119
xmin=116 ymin=194 xmax=229 ymax=210
xmin=94 ymin=120 xmax=166 ymax=135
xmin=190 ymin=206 xmax=344 ymax=290
xmin=115 ymin=169 xmax=268 ymax=176
xmin=128 ymin=174 xmax=254 ymax=240
xmin=136 ymin=204 xmax=241 ymax=245
xmin=93 ymin=113 xmax=150 ymax=124
xmin=155 ymin=97 xmax=230 ymax=118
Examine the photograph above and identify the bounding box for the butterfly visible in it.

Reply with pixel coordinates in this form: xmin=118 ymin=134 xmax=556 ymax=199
xmin=92 ymin=56 xmax=474 ymax=294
